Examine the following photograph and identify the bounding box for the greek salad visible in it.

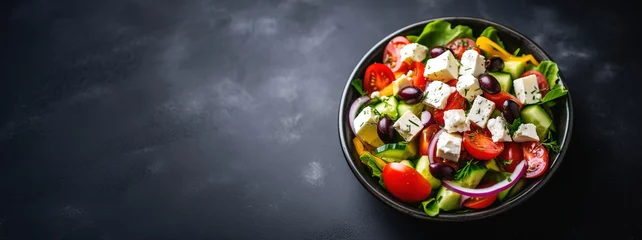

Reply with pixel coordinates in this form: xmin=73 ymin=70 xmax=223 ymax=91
xmin=349 ymin=20 xmax=568 ymax=216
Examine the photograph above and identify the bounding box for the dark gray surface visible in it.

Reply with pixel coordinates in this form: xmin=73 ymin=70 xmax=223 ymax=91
xmin=1 ymin=0 xmax=640 ymax=239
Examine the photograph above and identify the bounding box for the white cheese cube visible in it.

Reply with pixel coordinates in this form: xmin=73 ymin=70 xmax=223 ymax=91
xmin=487 ymin=116 xmax=512 ymax=142
xmin=513 ymin=74 xmax=542 ymax=104
xmin=424 ymin=50 xmax=459 ymax=82
xmin=392 ymin=74 xmax=413 ymax=95
xmin=353 ymin=106 xmax=384 ymax=147
xmin=399 ymin=43 xmax=429 ymax=63
xmin=456 ymin=74 xmax=483 ymax=102
xmin=423 ymin=81 xmax=454 ymax=110
xmin=436 ymin=132 xmax=462 ymax=162
xmin=393 ymin=110 xmax=424 ymax=142
xmin=513 ymin=123 xmax=540 ymax=142
xmin=459 ymin=49 xmax=486 ymax=77
xmin=467 ymin=95 xmax=496 ymax=128
xmin=443 ymin=109 xmax=470 ymax=133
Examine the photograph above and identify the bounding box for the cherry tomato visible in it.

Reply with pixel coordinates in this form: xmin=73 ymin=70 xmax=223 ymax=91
xmin=446 ymin=38 xmax=481 ymax=59
xmin=462 ymin=182 xmax=498 ymax=209
xmin=419 ymin=124 xmax=440 ymax=156
xmin=383 ymin=36 xmax=411 ymax=72
xmin=463 ymin=130 xmax=504 ymax=160
xmin=521 ymin=141 xmax=549 ymax=178
xmin=483 ymin=91 xmax=523 ymax=110
xmin=364 ymin=63 xmax=396 ymax=94
xmin=433 ymin=92 xmax=467 ymax=126
xmin=409 ymin=62 xmax=428 ymax=90
xmin=498 ymin=142 xmax=524 ymax=172
xmin=521 ymin=70 xmax=550 ymax=96
xmin=446 ymin=79 xmax=458 ymax=87
xmin=382 ymin=163 xmax=432 ymax=202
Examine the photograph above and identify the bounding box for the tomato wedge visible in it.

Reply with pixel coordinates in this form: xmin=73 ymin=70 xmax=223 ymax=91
xmin=409 ymin=62 xmax=428 ymax=90
xmin=419 ymin=124 xmax=440 ymax=156
xmin=433 ymin=92 xmax=467 ymax=126
xmin=497 ymin=142 xmax=524 ymax=172
xmin=382 ymin=163 xmax=432 ymax=202
xmin=521 ymin=70 xmax=550 ymax=96
xmin=463 ymin=130 xmax=504 ymax=160
xmin=364 ymin=63 xmax=396 ymax=94
xmin=521 ymin=141 xmax=549 ymax=178
xmin=463 ymin=182 xmax=498 ymax=209
xmin=383 ymin=36 xmax=411 ymax=73
xmin=483 ymin=91 xmax=523 ymax=110
xmin=446 ymin=38 xmax=481 ymax=59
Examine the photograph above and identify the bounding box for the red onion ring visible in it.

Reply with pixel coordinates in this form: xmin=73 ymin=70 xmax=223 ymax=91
xmin=427 ymin=129 xmax=444 ymax=164
xmin=442 ymin=160 xmax=527 ymax=197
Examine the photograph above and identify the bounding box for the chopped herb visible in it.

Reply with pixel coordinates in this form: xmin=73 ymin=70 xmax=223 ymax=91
xmin=350 ymin=78 xmax=366 ymax=96
xmin=476 ymin=108 xmax=481 ymax=114
xmin=372 ymin=108 xmax=381 ymax=116
xmin=438 ymin=86 xmax=443 ymax=91
xmin=507 ymin=177 xmax=512 ymax=182
xmin=359 ymin=121 xmax=365 ymax=127
xmin=454 ymin=161 xmax=479 ymax=181
xmin=464 ymin=67 xmax=472 ymax=71
xmin=508 ymin=117 xmax=523 ymax=135
xmin=497 ymin=157 xmax=513 ymax=166
xmin=541 ymin=130 xmax=562 ymax=153
xmin=464 ymin=88 xmax=469 ymax=97
xmin=409 ymin=119 xmax=420 ymax=127
xmin=531 ymin=89 xmax=538 ymax=94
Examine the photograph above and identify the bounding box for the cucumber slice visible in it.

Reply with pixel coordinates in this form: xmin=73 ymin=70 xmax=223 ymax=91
xmin=415 ymin=156 xmax=442 ymax=189
xmin=488 ymin=71 xmax=513 ymax=93
xmin=483 ymin=158 xmax=502 ymax=172
xmin=435 ymin=186 xmax=461 ymax=211
xmin=502 ymin=61 xmax=526 ymax=79
xmin=458 ymin=167 xmax=488 ymax=188
xmin=499 ymin=178 xmax=527 ymax=201
xmin=521 ymin=105 xmax=553 ymax=140
xmin=374 ymin=143 xmax=408 ymax=160
xmin=374 ymin=97 xmax=399 ymax=120
xmin=397 ymin=101 xmax=423 ymax=118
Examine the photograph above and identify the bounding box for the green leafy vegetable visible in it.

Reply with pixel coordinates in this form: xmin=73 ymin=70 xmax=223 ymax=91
xmin=479 ymin=26 xmax=505 ymax=49
xmin=406 ymin=35 xmax=419 ymax=43
xmin=544 ymin=101 xmax=556 ymax=108
xmin=415 ymin=20 xmax=474 ymax=49
xmin=421 ymin=197 xmax=440 ymax=217
xmin=508 ymin=117 xmax=523 ymax=135
xmin=359 ymin=153 xmax=385 ymax=187
xmin=535 ymin=60 xmax=560 ymax=88
xmin=541 ymin=130 xmax=562 ymax=153
xmin=540 ymin=84 xmax=568 ymax=104
xmin=454 ymin=160 xmax=481 ymax=181
xmin=351 ymin=78 xmax=366 ymax=96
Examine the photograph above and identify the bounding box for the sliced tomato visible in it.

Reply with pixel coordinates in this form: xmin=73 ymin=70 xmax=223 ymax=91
xmin=382 ymin=163 xmax=432 ymax=202
xmin=463 ymin=182 xmax=498 ymax=209
xmin=446 ymin=38 xmax=481 ymax=59
xmin=433 ymin=92 xmax=467 ymax=126
xmin=418 ymin=124 xmax=440 ymax=156
xmin=383 ymin=36 xmax=411 ymax=72
xmin=409 ymin=62 xmax=428 ymax=90
xmin=521 ymin=70 xmax=550 ymax=96
xmin=483 ymin=91 xmax=523 ymax=110
xmin=364 ymin=63 xmax=396 ymax=94
xmin=445 ymin=79 xmax=458 ymax=87
xmin=521 ymin=141 xmax=549 ymax=178
xmin=463 ymin=130 xmax=504 ymax=160
xmin=498 ymin=142 xmax=524 ymax=172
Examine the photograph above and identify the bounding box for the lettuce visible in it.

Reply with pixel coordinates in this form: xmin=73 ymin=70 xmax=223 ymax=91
xmin=535 ymin=60 xmax=560 ymax=88
xmin=415 ymin=20 xmax=474 ymax=49
xmin=406 ymin=35 xmax=419 ymax=43
xmin=479 ymin=26 xmax=505 ymax=49
xmin=359 ymin=153 xmax=385 ymax=187
xmin=421 ymin=197 xmax=440 ymax=217
xmin=351 ymin=78 xmax=366 ymax=96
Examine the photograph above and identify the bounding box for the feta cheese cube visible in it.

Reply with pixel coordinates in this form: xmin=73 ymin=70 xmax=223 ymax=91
xmin=392 ymin=73 xmax=413 ymax=95
xmin=424 ymin=50 xmax=459 ymax=82
xmin=459 ymin=49 xmax=486 ymax=77
xmin=467 ymin=95 xmax=496 ymax=128
xmin=423 ymin=81 xmax=454 ymax=110
xmin=487 ymin=116 xmax=512 ymax=142
xmin=513 ymin=123 xmax=540 ymax=142
xmin=353 ymin=106 xmax=385 ymax=147
xmin=393 ymin=110 xmax=424 ymax=142
xmin=456 ymin=74 xmax=483 ymax=102
xmin=436 ymin=132 xmax=462 ymax=162
xmin=513 ymin=74 xmax=542 ymax=104
xmin=399 ymin=43 xmax=429 ymax=63
xmin=443 ymin=109 xmax=470 ymax=133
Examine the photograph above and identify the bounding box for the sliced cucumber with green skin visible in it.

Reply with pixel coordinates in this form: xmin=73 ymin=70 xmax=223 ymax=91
xmin=490 ymin=109 xmax=502 ymax=118
xmin=435 ymin=186 xmax=461 ymax=211
xmin=484 ymin=158 xmax=502 ymax=172
xmin=415 ymin=156 xmax=442 ymax=189
xmin=521 ymin=105 xmax=553 ymax=140
xmin=488 ymin=72 xmax=513 ymax=93
xmin=502 ymin=61 xmax=526 ymax=79
xmin=374 ymin=97 xmax=399 ymax=120
xmin=457 ymin=167 xmax=488 ymax=188
xmin=374 ymin=143 xmax=407 ymax=160
xmin=499 ymin=178 xmax=527 ymax=201
xmin=397 ymin=101 xmax=423 ymax=118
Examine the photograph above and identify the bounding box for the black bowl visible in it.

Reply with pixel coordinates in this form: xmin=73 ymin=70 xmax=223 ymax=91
xmin=338 ymin=17 xmax=573 ymax=221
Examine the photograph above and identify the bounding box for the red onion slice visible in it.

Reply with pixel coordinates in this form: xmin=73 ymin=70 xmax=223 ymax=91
xmin=459 ymin=195 xmax=471 ymax=208
xmin=442 ymin=160 xmax=527 ymax=197
xmin=427 ymin=129 xmax=444 ymax=164
xmin=421 ymin=111 xmax=434 ymax=126
xmin=348 ymin=96 xmax=370 ymax=136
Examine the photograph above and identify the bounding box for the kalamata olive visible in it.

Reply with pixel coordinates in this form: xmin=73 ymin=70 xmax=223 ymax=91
xmin=377 ymin=117 xmax=395 ymax=143
xmin=502 ymin=100 xmax=521 ymax=124
xmin=485 ymin=57 xmax=504 ymax=72
xmin=429 ymin=46 xmax=447 ymax=58
xmin=429 ymin=162 xmax=455 ymax=180
xmin=478 ymin=73 xmax=501 ymax=95
xmin=397 ymin=86 xmax=424 ymax=104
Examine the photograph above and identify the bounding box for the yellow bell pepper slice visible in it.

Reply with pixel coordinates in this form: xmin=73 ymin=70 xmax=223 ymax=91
xmin=476 ymin=36 xmax=540 ymax=66
xmin=353 ymin=137 xmax=387 ymax=169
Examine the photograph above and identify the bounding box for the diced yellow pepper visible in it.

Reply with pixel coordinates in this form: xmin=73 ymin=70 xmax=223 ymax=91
xmin=352 ymin=137 xmax=387 ymax=169
xmin=476 ymin=37 xmax=540 ymax=66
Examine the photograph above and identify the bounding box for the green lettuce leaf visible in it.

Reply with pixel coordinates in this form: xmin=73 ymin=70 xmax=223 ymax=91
xmin=406 ymin=35 xmax=419 ymax=43
xmin=351 ymin=78 xmax=366 ymax=96
xmin=535 ymin=61 xmax=560 ymax=88
xmin=359 ymin=153 xmax=385 ymax=187
xmin=479 ymin=26 xmax=505 ymax=49
xmin=415 ymin=20 xmax=474 ymax=49
xmin=421 ymin=197 xmax=440 ymax=217
xmin=540 ymin=84 xmax=568 ymax=104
